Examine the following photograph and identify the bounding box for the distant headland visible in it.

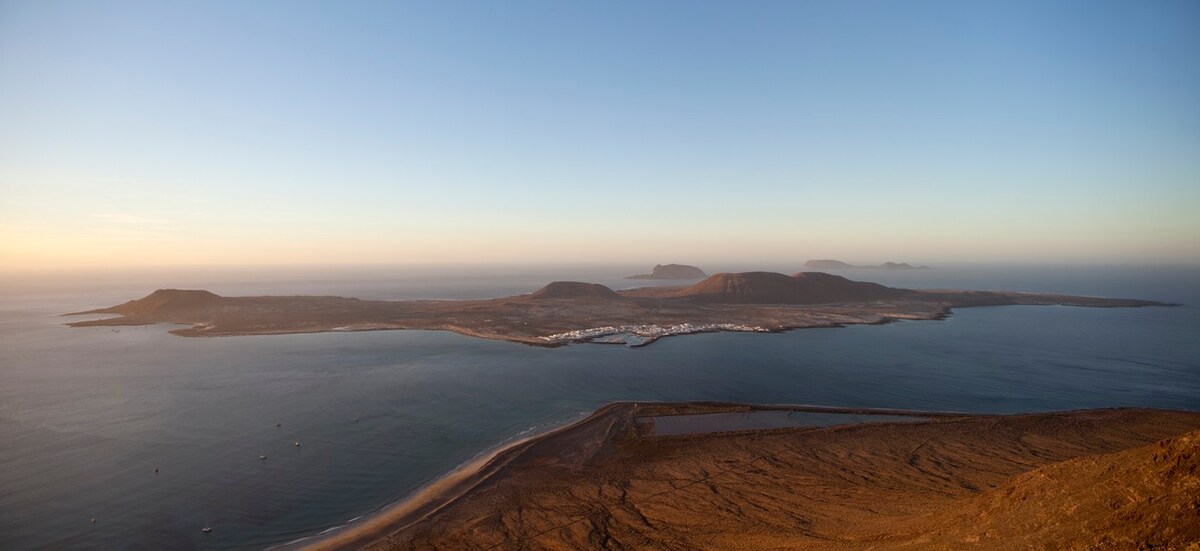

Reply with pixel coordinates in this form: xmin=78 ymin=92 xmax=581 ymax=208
xmin=626 ymin=263 xmax=708 ymax=279
xmin=804 ymin=259 xmax=930 ymax=270
xmin=64 ymin=272 xmax=1171 ymax=348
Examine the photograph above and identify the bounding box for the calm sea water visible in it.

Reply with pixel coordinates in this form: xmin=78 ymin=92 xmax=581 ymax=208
xmin=1 ymin=264 xmax=1197 ymax=550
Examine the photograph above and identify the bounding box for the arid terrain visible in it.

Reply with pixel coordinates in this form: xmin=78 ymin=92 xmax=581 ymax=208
xmin=65 ymin=272 xmax=1170 ymax=347
xmin=304 ymin=402 xmax=1200 ymax=551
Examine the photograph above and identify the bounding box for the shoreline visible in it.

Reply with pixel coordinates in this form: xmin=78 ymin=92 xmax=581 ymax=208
xmin=63 ymin=278 xmax=1173 ymax=349
xmin=288 ymin=401 xmax=973 ymax=551
xmin=315 ymin=402 xmax=1200 ymax=550
xmin=286 ymin=403 xmax=630 ymax=551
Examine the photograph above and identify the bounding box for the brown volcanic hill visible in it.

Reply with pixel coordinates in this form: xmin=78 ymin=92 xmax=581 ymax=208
xmin=88 ymin=289 xmax=222 ymax=316
xmin=668 ymin=271 xmax=904 ymax=304
xmin=627 ymin=264 xmax=708 ymax=280
xmin=526 ymin=281 xmax=622 ymax=301
xmin=914 ymin=428 xmax=1200 ymax=549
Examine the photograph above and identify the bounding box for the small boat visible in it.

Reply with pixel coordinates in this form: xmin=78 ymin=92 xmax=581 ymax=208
xmin=201 ymin=520 xmax=212 ymax=533
xmin=293 ymin=441 xmax=300 ymax=447
xmin=275 ymin=423 xmax=282 ymax=428
xmin=259 ymin=454 xmax=267 ymax=460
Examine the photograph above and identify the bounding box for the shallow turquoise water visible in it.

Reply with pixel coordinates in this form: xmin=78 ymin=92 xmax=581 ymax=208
xmin=0 ymin=264 xmax=1196 ymax=549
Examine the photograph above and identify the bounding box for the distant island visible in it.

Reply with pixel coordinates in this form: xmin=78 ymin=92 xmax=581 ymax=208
xmin=804 ymin=259 xmax=930 ymax=270
xmin=626 ymin=263 xmax=707 ymax=279
xmin=304 ymin=402 xmax=1200 ymax=551
xmin=65 ymin=272 xmax=1171 ymax=348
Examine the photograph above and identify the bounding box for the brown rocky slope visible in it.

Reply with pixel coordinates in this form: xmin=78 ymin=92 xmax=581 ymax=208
xmin=336 ymin=404 xmax=1200 ymax=551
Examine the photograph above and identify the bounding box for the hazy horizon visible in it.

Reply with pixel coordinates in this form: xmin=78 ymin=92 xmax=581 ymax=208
xmin=4 ymin=258 xmax=1200 ymax=277
xmin=4 ymin=3 xmax=1200 ymax=548
xmin=3 ymin=1 xmax=1199 ymax=269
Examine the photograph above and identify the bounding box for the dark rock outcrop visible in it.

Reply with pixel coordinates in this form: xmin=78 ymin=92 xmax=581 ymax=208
xmin=803 ymin=259 xmax=856 ymax=270
xmin=627 ymin=264 xmax=708 ymax=280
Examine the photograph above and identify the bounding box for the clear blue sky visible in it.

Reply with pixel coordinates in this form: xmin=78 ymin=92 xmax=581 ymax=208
xmin=2 ymin=0 xmax=1198 ymax=268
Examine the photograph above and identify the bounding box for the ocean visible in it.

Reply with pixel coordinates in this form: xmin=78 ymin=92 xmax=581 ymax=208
xmin=1 ymin=263 xmax=1197 ymax=550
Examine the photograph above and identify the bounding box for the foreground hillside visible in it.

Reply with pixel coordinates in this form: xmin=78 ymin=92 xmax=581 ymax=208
xmin=332 ymin=404 xmax=1200 ymax=551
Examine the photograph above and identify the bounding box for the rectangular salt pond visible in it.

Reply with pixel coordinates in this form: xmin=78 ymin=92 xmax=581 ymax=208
xmin=639 ymin=410 xmax=928 ymax=436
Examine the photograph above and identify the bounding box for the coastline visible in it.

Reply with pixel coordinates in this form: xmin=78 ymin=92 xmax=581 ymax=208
xmin=286 ymin=403 xmax=628 ymax=551
xmin=283 ymin=401 xmax=1200 ymax=551
xmin=288 ymin=402 xmax=966 ymax=551
xmin=63 ymin=277 xmax=1173 ymax=349
xmin=70 ymin=303 xmax=958 ymax=348
xmin=11 ymin=267 xmax=1196 ymax=551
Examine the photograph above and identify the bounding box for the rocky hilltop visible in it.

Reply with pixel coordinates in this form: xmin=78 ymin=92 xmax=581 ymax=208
xmin=626 ymin=264 xmax=707 ymax=280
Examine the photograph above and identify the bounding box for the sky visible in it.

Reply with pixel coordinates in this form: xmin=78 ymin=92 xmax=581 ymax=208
xmin=2 ymin=0 xmax=1198 ymax=270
